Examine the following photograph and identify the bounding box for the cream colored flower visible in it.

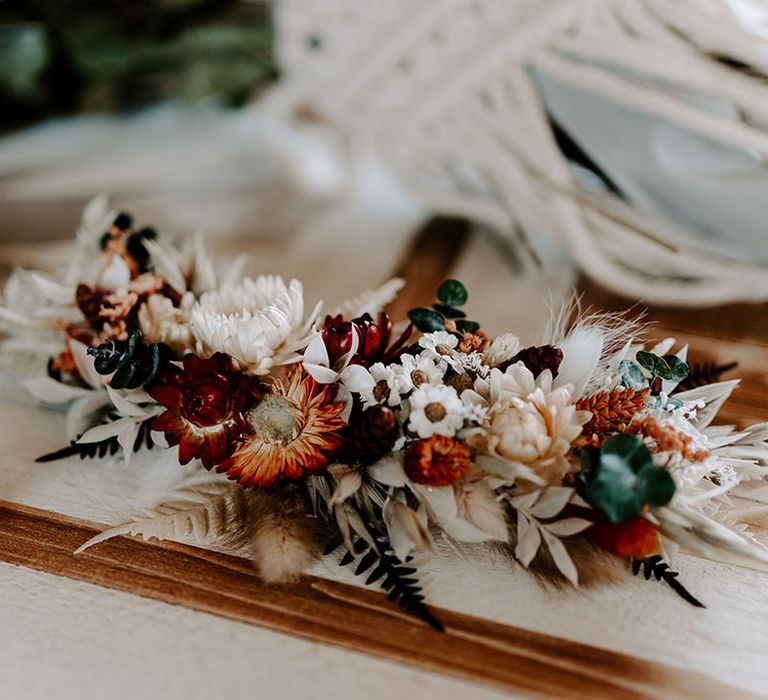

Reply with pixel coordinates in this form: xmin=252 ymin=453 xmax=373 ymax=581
xmin=138 ymin=292 xmax=195 ymax=355
xmin=485 ymin=364 xmax=589 ymax=484
xmin=408 ymin=383 xmax=466 ymax=438
xmin=482 ymin=333 xmax=521 ymax=367
xmin=189 ymin=275 xmax=319 ymax=375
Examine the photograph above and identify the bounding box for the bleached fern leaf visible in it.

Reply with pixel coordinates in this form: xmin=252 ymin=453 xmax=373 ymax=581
xmin=331 ymin=278 xmax=404 ymax=318
xmin=74 ymin=480 xmax=252 ymax=555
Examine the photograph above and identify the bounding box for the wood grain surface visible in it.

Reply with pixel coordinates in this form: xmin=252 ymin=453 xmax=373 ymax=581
xmin=0 ymin=499 xmax=756 ymax=700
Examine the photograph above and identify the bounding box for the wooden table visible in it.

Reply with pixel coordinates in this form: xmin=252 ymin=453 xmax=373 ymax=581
xmin=1 ymin=216 xmax=766 ymax=699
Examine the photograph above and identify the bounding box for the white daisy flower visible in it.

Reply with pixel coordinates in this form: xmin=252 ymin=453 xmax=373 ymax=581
xmin=189 ymin=275 xmax=320 ymax=375
xmin=398 ymin=353 xmax=445 ymax=391
xmin=418 ymin=330 xmax=463 ymax=372
xmin=408 ymin=383 xmax=466 ymax=438
xmin=362 ymin=363 xmax=410 ymax=407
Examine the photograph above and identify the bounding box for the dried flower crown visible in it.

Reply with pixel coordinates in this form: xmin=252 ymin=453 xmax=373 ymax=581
xmin=4 ymin=197 xmax=768 ymax=630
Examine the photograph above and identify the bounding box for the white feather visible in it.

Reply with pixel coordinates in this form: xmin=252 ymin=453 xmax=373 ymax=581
xmin=553 ymin=324 xmax=603 ymax=397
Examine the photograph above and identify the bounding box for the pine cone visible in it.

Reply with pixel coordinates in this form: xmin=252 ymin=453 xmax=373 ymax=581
xmin=350 ymin=405 xmax=398 ymax=464
xmin=576 ymin=387 xmax=649 ymax=446
xmin=502 ymin=344 xmax=563 ymax=378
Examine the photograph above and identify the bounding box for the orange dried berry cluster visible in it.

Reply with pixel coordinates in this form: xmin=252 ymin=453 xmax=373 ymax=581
xmin=629 ymin=415 xmax=709 ymax=462
xmin=457 ymin=329 xmax=490 ymax=354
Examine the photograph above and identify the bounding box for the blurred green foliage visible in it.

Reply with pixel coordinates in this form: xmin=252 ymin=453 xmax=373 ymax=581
xmin=0 ymin=0 xmax=275 ymax=131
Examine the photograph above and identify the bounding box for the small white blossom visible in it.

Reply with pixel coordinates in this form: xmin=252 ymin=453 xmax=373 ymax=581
xmin=461 ymin=389 xmax=489 ymax=424
xmin=349 ymin=362 xmax=410 ymax=408
xmin=418 ymin=331 xmax=463 ymax=372
xmin=408 ymin=384 xmax=466 ymax=438
xmin=457 ymin=351 xmax=490 ymax=378
xmin=398 ymin=353 xmax=445 ymax=391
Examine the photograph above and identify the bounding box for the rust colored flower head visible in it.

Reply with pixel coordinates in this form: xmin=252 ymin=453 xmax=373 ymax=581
xmin=404 ymin=435 xmax=471 ymax=487
xmin=217 ymin=368 xmax=347 ymax=488
xmin=148 ymin=353 xmax=252 ymax=468
xmin=322 ymin=312 xmax=411 ymax=368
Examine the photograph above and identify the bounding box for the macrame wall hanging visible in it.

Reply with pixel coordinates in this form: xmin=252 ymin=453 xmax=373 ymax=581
xmin=264 ymin=0 xmax=768 ymax=306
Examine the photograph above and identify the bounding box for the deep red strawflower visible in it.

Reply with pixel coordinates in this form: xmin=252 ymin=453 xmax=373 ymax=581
xmin=322 ymin=312 xmax=411 ymax=368
xmin=148 ymin=353 xmax=253 ymax=468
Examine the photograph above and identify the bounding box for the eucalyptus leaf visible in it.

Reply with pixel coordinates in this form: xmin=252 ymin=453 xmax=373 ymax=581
xmin=662 ymin=354 xmax=689 ymax=382
xmin=437 ymin=279 xmax=468 ymax=307
xmin=637 ymin=465 xmax=676 ymax=507
xmin=619 ymin=359 xmax=646 ymax=389
xmin=432 ymin=303 xmax=466 ymax=319
xmin=583 ymin=434 xmax=674 ymax=524
xmin=407 ymin=308 xmax=445 ymax=332
xmin=636 ymin=351 xmax=673 ymax=380
xmin=587 ymin=460 xmax=643 ymax=524
xmin=455 ymin=319 xmax=480 ymax=333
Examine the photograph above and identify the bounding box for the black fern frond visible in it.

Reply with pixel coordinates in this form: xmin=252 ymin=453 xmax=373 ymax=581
xmin=335 ymin=530 xmax=444 ymax=632
xmin=677 ymin=361 xmax=738 ymax=391
xmin=35 ymin=418 xmax=155 ymax=463
xmin=631 ymin=555 xmax=705 ymax=608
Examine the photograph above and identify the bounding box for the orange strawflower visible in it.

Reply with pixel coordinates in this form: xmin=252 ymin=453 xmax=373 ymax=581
xmin=218 ymin=368 xmax=347 ymax=488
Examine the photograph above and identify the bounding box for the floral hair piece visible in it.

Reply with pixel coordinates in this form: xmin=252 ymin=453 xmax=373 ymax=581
xmin=4 ymin=197 xmax=768 ymax=631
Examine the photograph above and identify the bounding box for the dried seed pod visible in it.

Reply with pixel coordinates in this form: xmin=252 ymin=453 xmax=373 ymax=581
xmin=501 ymin=344 xmax=564 ymax=378
xmin=350 ymin=405 xmax=398 ymax=464
xmin=404 ymin=435 xmax=470 ymax=486
xmin=76 ymin=284 xmax=109 ymax=328
xmin=587 ymin=515 xmax=661 ymax=560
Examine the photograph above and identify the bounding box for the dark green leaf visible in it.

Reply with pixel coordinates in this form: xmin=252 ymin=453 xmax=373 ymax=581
xmin=636 ymin=351 xmax=673 ymax=380
xmin=587 ymin=472 xmax=643 ymax=524
xmin=455 ymin=319 xmax=480 ymax=333
xmin=437 ymin=279 xmax=468 ymax=307
xmin=432 ymin=303 xmax=466 ymax=319
xmin=662 ymin=354 xmax=689 ymax=383
xmin=637 ymin=465 xmax=676 ymax=507
xmin=407 ymin=308 xmax=445 ymax=332
xmin=584 ymin=434 xmax=659 ymax=524
xmin=619 ymin=359 xmax=646 ymax=389
xmin=601 ymin=434 xmax=654 ymax=473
